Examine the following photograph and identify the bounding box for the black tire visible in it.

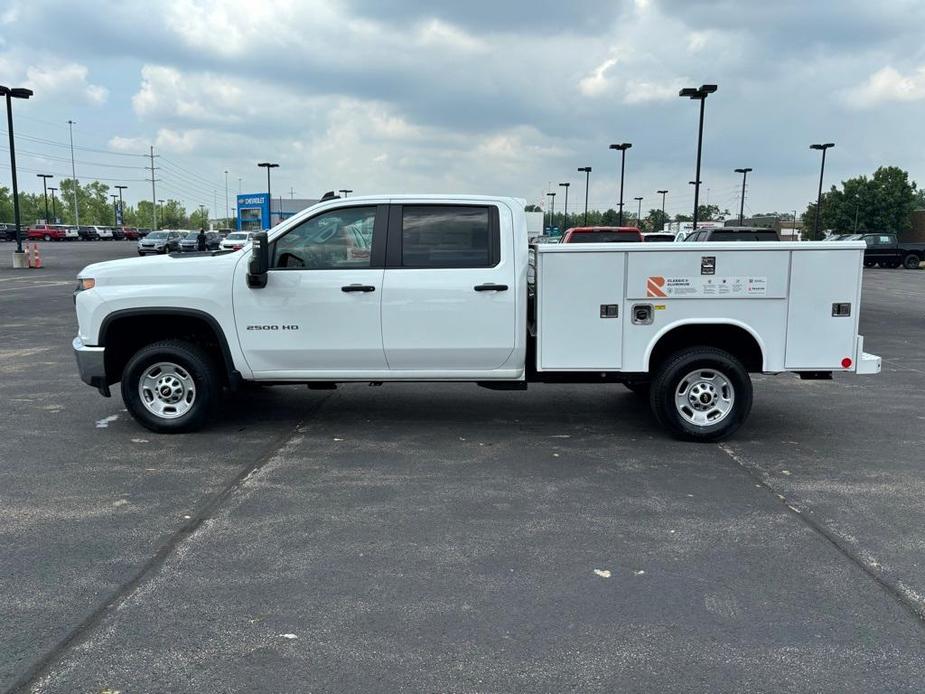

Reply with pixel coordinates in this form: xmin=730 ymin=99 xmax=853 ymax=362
xmin=903 ymin=254 xmax=921 ymax=270
xmin=863 ymin=260 xmax=875 ymax=268
xmin=624 ymin=381 xmax=650 ymax=398
xmin=43 ymin=234 xmax=51 ymax=242
xmin=121 ymin=339 xmax=220 ymax=433
xmin=649 ymin=346 xmax=752 ymax=442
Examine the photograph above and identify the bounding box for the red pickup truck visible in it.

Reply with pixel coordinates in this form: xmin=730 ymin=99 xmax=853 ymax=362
xmin=560 ymin=226 xmax=643 ymax=243
xmin=27 ymin=224 xmax=78 ymax=241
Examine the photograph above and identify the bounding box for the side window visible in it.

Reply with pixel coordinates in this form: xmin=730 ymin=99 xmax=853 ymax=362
xmin=400 ymin=205 xmax=497 ymax=268
xmin=879 ymin=235 xmax=892 ymax=245
xmin=273 ymin=206 xmax=377 ymax=270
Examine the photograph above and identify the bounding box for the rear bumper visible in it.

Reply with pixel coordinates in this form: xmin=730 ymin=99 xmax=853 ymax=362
xmin=856 ymin=352 xmax=881 ymax=374
xmin=73 ymin=336 xmax=110 ymax=396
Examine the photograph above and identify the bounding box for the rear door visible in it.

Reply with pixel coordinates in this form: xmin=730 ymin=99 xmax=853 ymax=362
xmin=380 ymin=203 xmax=516 ymax=371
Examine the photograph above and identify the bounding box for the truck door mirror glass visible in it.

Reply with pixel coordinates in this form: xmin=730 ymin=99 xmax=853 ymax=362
xmin=247 ymin=231 xmax=269 ymax=288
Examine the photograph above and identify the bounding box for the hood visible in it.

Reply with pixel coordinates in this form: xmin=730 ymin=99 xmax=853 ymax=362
xmin=78 ymin=251 xmax=238 ymax=281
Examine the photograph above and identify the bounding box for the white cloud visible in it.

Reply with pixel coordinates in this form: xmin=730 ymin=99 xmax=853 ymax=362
xmin=578 ymin=58 xmax=619 ymax=97
xmin=24 ymin=62 xmax=108 ymax=104
xmin=850 ymin=65 xmax=925 ymax=107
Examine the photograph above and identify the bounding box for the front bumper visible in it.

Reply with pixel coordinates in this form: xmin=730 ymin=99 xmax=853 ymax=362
xmin=73 ymin=336 xmax=110 ymax=396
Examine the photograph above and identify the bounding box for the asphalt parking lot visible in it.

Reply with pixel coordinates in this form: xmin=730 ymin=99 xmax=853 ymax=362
xmin=1 ymin=241 xmax=924 ymax=693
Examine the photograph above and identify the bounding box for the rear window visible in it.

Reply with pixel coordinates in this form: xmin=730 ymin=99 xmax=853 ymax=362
xmin=400 ymin=205 xmax=497 ymax=268
xmin=708 ymin=231 xmax=779 ymax=241
xmin=569 ymin=232 xmax=640 ymax=243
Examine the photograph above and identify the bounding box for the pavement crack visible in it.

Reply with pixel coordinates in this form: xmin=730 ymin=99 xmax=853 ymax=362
xmin=6 ymin=393 xmax=334 ymax=694
xmin=716 ymin=442 xmax=925 ymax=627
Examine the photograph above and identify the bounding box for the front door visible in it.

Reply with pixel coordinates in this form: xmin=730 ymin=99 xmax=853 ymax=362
xmin=380 ymin=203 xmax=516 ymax=372
xmin=233 ymin=204 xmax=389 ymax=377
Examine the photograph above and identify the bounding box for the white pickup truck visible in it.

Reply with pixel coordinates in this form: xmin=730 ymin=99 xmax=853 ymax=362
xmin=73 ymin=195 xmax=880 ymax=441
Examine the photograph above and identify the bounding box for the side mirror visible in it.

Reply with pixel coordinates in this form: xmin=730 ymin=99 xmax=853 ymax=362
xmin=247 ymin=232 xmax=269 ymax=288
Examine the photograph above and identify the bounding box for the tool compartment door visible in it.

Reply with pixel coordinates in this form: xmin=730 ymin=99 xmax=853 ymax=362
xmin=537 ymin=249 xmax=625 ymax=370
xmin=785 ymin=249 xmax=862 ymax=369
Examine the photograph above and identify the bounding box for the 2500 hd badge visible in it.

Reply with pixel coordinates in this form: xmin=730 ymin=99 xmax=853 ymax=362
xmin=246 ymin=324 xmax=300 ymax=331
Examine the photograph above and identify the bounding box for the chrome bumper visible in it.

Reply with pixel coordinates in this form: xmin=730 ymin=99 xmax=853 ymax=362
xmin=73 ymin=336 xmax=110 ymax=396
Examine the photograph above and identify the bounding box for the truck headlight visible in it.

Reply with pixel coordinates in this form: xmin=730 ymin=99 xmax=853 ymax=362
xmin=77 ymin=278 xmax=95 ymax=291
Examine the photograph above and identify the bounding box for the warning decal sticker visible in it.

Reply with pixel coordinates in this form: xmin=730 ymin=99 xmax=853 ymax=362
xmin=646 ymin=276 xmax=767 ymax=297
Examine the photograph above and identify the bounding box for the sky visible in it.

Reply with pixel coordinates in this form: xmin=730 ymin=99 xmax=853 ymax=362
xmin=1 ymin=0 xmax=924 ymax=220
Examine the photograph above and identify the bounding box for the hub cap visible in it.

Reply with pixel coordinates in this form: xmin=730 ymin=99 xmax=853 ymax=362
xmin=674 ymin=369 xmax=735 ymax=427
xmin=139 ymin=362 xmax=196 ymax=419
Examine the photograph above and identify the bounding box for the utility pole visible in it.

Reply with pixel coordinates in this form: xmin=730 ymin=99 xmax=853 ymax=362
xmin=734 ymin=168 xmax=752 ymax=224
xmin=224 ymin=170 xmax=229 ymax=225
xmin=115 ymin=185 xmax=127 ymax=226
xmin=289 ymin=186 xmax=295 ymax=199
xmin=67 ymin=120 xmax=79 ymax=227
xmin=147 ymin=146 xmax=159 ymax=230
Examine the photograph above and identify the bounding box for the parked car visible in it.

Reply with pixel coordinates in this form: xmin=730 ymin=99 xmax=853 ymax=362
xmin=684 ymin=226 xmax=781 ymax=242
xmin=107 ymin=226 xmax=125 ymax=241
xmin=77 ymin=225 xmax=99 ymax=241
xmin=560 ymin=226 xmax=643 ymax=243
xmin=219 ymin=231 xmax=256 ymax=251
xmin=136 ymin=228 xmax=152 ymax=238
xmin=179 ymin=231 xmax=222 ymax=252
xmin=856 ymin=233 xmax=925 ymax=269
xmin=90 ymin=225 xmax=114 ymax=240
xmin=121 ymin=227 xmax=142 ymax=241
xmin=26 ymin=224 xmax=77 ymax=241
xmin=137 ymin=230 xmax=182 ymax=255
xmin=643 ymin=232 xmax=676 ymax=242
xmin=0 ymin=223 xmax=20 ymax=241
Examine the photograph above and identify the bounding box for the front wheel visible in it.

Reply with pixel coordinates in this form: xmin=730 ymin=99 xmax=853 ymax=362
xmin=121 ymin=340 xmax=220 ymax=433
xmin=649 ymin=346 xmax=752 ymax=442
xmin=903 ymin=254 xmax=921 ymax=270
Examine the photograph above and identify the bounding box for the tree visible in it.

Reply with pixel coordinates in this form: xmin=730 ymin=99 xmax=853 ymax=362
xmin=189 ymin=207 xmax=209 ymax=229
xmin=600 ymin=208 xmax=619 ymax=225
xmin=644 ymin=208 xmax=669 ymax=233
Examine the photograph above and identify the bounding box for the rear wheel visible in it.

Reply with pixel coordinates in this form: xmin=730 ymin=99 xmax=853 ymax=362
xmin=863 ymin=260 xmax=875 ymax=268
xmin=121 ymin=339 xmax=220 ymax=433
xmin=43 ymin=234 xmax=51 ymax=242
xmin=649 ymin=346 xmax=752 ymax=442
xmin=903 ymin=254 xmax=921 ymax=270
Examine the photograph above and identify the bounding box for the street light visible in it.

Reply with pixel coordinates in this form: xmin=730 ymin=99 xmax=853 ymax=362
xmin=37 ymin=174 xmax=53 ymax=222
xmin=48 ymin=187 xmax=58 ymax=222
xmin=110 ymin=194 xmax=119 ymax=226
xmin=678 ymin=84 xmax=718 ymax=228
xmin=115 ymin=185 xmax=127 ymax=227
xmin=634 ymin=196 xmax=643 ymax=228
xmin=558 ymin=182 xmax=570 ymax=231
xmin=577 ymin=167 xmax=592 ymax=225
xmin=546 ymin=192 xmax=556 ymax=231
xmin=609 ymin=143 xmax=632 ymax=225
xmin=810 ymin=143 xmax=835 ymax=239
xmin=734 ymin=168 xmax=752 ymax=224
xmin=1 ymin=84 xmax=34 ymax=257
xmin=339 ymin=189 xmax=353 ymax=198
xmin=257 ymin=162 xmax=279 ymax=230
xmin=657 ymin=189 xmax=668 ymax=227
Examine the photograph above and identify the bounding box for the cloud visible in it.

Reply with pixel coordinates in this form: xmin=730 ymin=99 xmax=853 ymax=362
xmin=24 ymin=62 xmax=108 ymax=104
xmin=850 ymin=65 xmax=925 ymax=107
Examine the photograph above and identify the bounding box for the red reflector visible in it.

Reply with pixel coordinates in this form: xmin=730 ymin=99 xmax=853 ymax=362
xmin=841 ymin=357 xmax=853 ymax=369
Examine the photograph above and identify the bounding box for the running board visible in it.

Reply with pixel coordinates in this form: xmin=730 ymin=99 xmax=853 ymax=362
xmin=477 ymin=381 xmax=528 ymax=391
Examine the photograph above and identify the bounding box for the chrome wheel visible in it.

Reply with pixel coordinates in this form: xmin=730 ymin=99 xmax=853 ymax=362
xmin=138 ymin=361 xmax=196 ymax=419
xmin=674 ymin=368 xmax=735 ymax=428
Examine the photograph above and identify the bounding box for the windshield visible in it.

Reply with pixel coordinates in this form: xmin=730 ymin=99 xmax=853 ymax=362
xmin=569 ymin=232 xmax=640 ymax=243
xmin=147 ymin=232 xmax=168 ymax=239
xmin=226 ymin=233 xmax=249 ymax=241
xmin=182 ymin=232 xmax=200 ymax=240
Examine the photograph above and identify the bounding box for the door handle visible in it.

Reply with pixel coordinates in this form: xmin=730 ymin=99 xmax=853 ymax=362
xmin=474 ymin=283 xmax=509 ymax=292
xmin=341 ymin=284 xmax=376 ymax=293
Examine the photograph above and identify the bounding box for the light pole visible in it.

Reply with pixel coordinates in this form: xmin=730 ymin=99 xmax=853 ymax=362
xmin=546 ymin=192 xmax=556 ymax=232
xmin=734 ymin=167 xmax=752 ymax=224
xmin=810 ymin=143 xmax=834 ymax=239
xmin=199 ymin=204 xmax=207 ymax=228
xmin=224 ymin=170 xmax=230 ymax=225
xmin=67 ymin=119 xmax=79 ymax=228
xmin=257 ymin=162 xmax=279 ymax=229
xmin=110 ymin=194 xmax=119 ymax=226
xmin=609 ymin=143 xmax=632 ymax=225
xmin=558 ymin=182 xmax=570 ymax=231
xmin=657 ymin=189 xmax=668 ymax=228
xmin=2 ymin=85 xmax=34 ymax=257
xmin=339 ymin=189 xmax=353 ymax=198
xmin=115 ymin=185 xmax=127 ymax=226
xmin=634 ymin=196 xmax=643 ymax=228
xmin=48 ymin=187 xmax=58 ymax=222
xmin=577 ymin=167 xmax=592 ymax=225
xmin=37 ymin=174 xmax=53 ymax=222
xmin=678 ymin=84 xmax=718 ymax=228
xmin=158 ymin=199 xmax=165 ymax=226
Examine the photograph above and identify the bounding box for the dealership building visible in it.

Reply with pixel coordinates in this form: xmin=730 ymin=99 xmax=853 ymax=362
xmin=236 ymin=194 xmax=318 ymax=231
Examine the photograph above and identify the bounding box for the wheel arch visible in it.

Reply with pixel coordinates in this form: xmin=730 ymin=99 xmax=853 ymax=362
xmin=98 ymin=307 xmax=240 ymax=387
xmin=644 ymin=319 xmax=766 ymax=373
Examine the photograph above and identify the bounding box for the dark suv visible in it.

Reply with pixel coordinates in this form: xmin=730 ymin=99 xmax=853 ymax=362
xmin=178 ymin=231 xmax=222 ymax=252
xmin=77 ymin=226 xmax=99 ymax=241
xmin=685 ymin=226 xmax=780 ymax=242
xmin=0 ymin=223 xmax=19 ymax=241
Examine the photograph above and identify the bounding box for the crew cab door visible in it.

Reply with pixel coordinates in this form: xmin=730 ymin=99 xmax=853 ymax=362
xmin=380 ymin=203 xmax=516 ymax=371
xmin=232 ymin=204 xmax=389 ymax=376
xmin=864 ymin=234 xmax=898 ymax=264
